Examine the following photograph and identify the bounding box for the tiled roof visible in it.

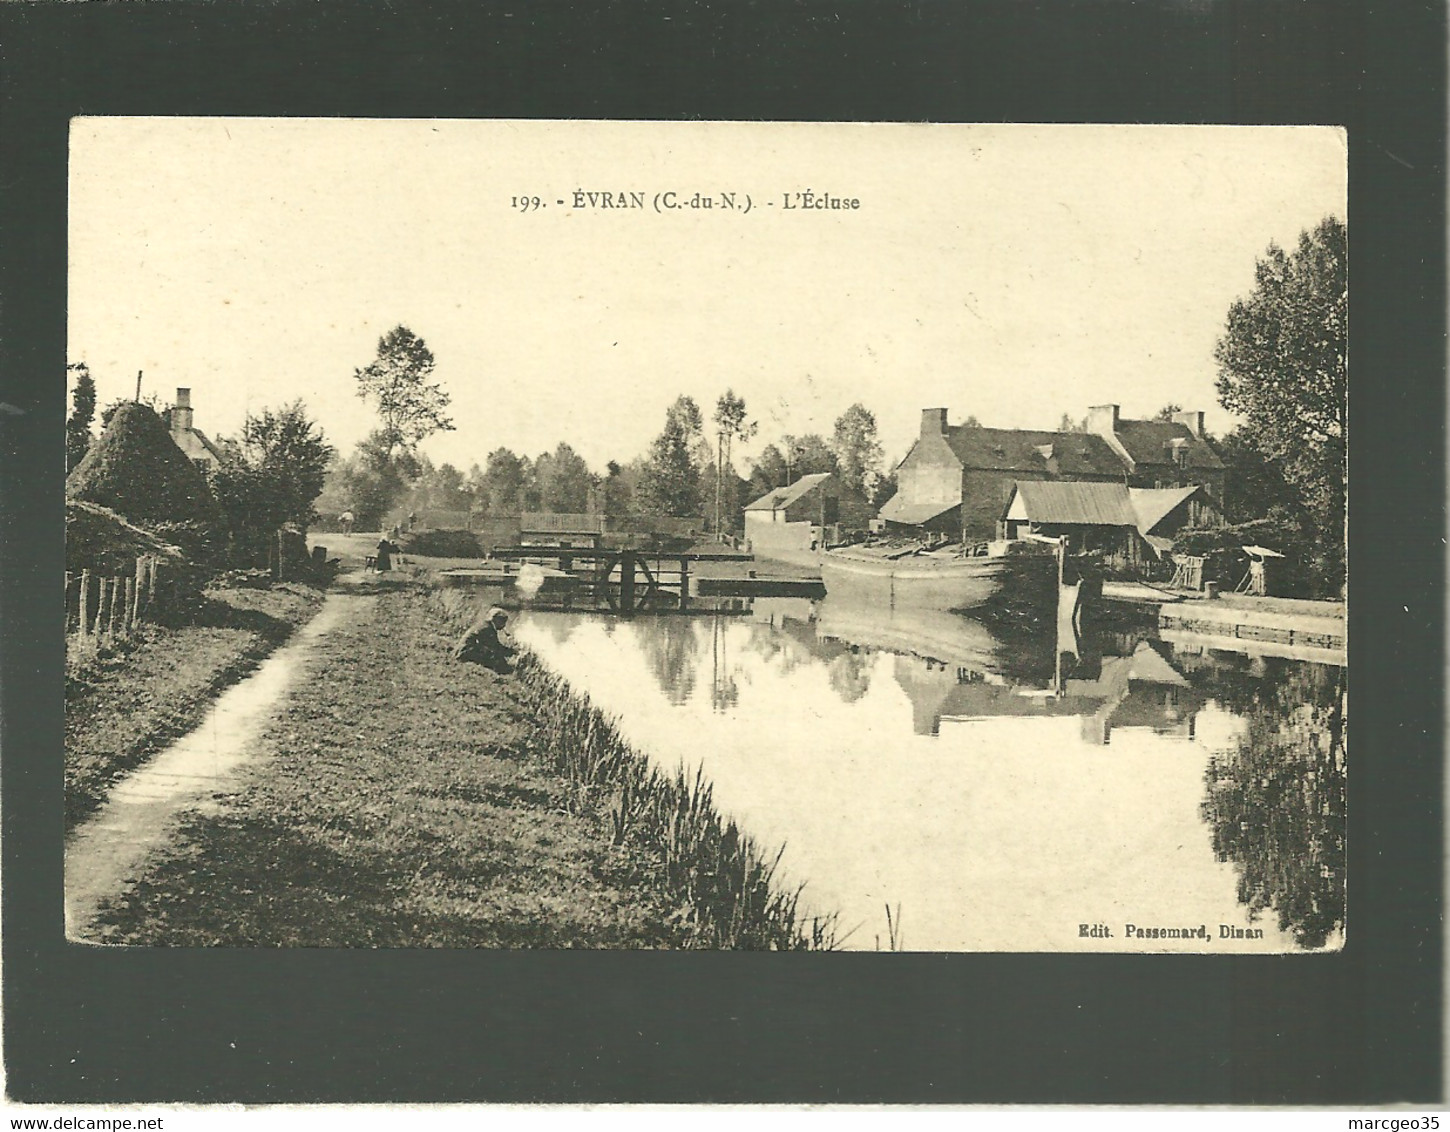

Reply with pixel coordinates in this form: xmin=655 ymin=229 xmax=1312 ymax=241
xmin=744 ymin=472 xmax=833 ymax=512
xmin=1112 ymin=419 xmax=1225 ymax=469
xmin=943 ymin=426 xmax=1124 ymax=476
xmin=1010 ymin=480 xmax=1139 ymax=527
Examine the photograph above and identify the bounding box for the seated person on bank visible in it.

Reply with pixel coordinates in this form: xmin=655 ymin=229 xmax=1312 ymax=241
xmin=452 ymin=606 xmax=518 ymax=674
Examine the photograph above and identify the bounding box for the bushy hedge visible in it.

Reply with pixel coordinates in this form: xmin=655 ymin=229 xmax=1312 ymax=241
xmin=400 ymin=528 xmax=482 ymax=558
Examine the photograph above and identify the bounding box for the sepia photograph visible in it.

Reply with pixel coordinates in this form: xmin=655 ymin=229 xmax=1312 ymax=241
xmin=62 ymin=119 xmax=1347 ymax=955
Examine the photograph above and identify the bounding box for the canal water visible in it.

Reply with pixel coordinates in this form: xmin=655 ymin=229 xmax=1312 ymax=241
xmin=512 ymin=596 xmax=1346 ymax=953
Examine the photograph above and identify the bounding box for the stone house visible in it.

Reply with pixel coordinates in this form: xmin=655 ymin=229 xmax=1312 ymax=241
xmin=880 ymin=405 xmax=1226 ymax=542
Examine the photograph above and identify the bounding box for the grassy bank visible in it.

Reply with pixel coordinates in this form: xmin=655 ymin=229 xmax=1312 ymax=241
xmin=85 ymin=582 xmax=685 ymax=945
xmin=434 ymin=586 xmax=838 ymax=950
xmin=87 ymin=577 xmax=837 ymax=948
xmin=65 ymin=581 xmax=325 ymax=827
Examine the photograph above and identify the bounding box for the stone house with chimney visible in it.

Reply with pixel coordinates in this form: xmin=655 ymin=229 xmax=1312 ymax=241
xmin=879 ymin=404 xmax=1226 ymax=542
xmin=164 ymin=387 xmax=225 ymax=472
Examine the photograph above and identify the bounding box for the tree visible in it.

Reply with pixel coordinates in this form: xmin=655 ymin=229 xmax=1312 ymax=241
xmin=1215 ymin=216 xmax=1346 ymax=593
xmin=538 ymin=442 xmax=593 ymax=513
xmin=602 ymin=459 xmax=633 ymax=519
xmin=479 ymin=447 xmax=526 ymax=515
xmin=1153 ymin=403 xmax=1184 ymax=423
xmin=712 ymin=390 xmax=757 ymax=534
xmin=324 ymin=429 xmax=417 ymax=531
xmin=832 ymin=403 xmax=884 ymax=501
xmin=66 ymin=363 xmax=96 ymax=473
xmin=210 ymin=401 xmax=335 ymax=564
xmin=748 ymin=443 xmax=789 ymax=496
xmin=782 ymin=433 xmax=838 ymax=481
xmin=636 ymin=396 xmax=704 ymax=517
xmin=354 ymin=325 xmax=455 ymax=456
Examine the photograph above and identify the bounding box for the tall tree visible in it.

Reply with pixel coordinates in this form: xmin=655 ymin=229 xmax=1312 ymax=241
xmin=781 ymin=433 xmax=838 ymax=481
xmin=602 ymin=459 xmax=633 ymax=519
xmin=831 ymin=403 xmax=884 ymax=501
xmin=1153 ymin=403 xmax=1184 ymax=422
xmin=66 ymin=363 xmax=97 ymax=473
xmin=539 ymin=441 xmax=593 ymax=513
xmin=637 ymin=396 xmax=704 ymax=517
xmin=748 ymin=443 xmax=789 ymax=496
xmin=479 ymin=447 xmax=526 ymax=515
xmin=354 ymin=325 xmax=455 ymax=456
xmin=712 ymin=390 xmax=757 ymax=534
xmin=1214 ymin=216 xmax=1346 ymax=593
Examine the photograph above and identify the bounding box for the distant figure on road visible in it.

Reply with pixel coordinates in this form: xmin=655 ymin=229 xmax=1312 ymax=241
xmin=374 ymin=537 xmax=394 ymax=572
xmin=339 ymin=510 xmax=354 ymax=535
xmin=408 ymin=510 xmax=417 ymax=531
xmin=453 ymin=606 xmax=518 ymax=674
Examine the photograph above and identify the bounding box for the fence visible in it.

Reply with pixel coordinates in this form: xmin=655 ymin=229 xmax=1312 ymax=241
xmin=65 ymin=556 xmax=169 ymax=640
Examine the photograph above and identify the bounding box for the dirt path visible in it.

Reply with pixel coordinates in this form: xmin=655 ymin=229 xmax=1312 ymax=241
xmin=64 ymin=591 xmax=366 ymax=940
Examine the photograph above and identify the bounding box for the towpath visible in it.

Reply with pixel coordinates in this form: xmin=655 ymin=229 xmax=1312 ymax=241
xmin=64 ymin=590 xmax=365 ymax=939
xmin=67 ymin=568 xmax=679 ymax=947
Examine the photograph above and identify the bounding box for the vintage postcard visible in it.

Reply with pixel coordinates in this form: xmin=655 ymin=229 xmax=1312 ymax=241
xmin=62 ymin=119 xmax=1346 ymax=953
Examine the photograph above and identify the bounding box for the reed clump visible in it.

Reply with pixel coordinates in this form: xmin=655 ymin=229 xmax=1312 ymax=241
xmin=433 ymin=587 xmax=839 ymax=950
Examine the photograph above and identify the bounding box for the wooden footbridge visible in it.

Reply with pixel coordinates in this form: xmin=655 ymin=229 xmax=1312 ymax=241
xmin=446 ymin=545 xmax=807 ymax=615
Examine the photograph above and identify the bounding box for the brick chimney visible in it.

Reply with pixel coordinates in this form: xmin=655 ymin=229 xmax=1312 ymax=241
xmin=1085 ymin=403 xmax=1120 ymax=437
xmin=921 ymin=408 xmax=948 ymax=437
xmin=1173 ymin=409 xmax=1206 ymax=438
xmin=171 ymin=387 xmax=194 ymax=434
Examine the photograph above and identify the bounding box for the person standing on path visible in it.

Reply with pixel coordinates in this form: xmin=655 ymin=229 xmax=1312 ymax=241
xmin=374 ymin=536 xmax=393 ymax=572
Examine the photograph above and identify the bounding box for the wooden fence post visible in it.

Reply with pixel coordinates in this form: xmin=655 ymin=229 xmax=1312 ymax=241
xmin=133 ymin=558 xmax=144 ymax=624
xmin=64 ymin=572 xmax=73 ymax=632
xmin=78 ymin=570 xmax=91 ymax=636
xmin=121 ymin=577 xmax=133 ymax=634
xmin=109 ymin=577 xmax=124 ymax=637
xmin=93 ymin=577 xmax=109 ymax=637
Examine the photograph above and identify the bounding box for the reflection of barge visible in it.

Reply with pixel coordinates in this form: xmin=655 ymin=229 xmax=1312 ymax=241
xmin=813 ymin=594 xmax=1054 ymax=687
xmin=819 ymin=540 xmax=1057 ymax=613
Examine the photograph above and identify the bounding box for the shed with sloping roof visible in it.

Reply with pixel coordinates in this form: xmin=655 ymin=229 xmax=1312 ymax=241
xmin=744 ymin=473 xmax=838 ymax=554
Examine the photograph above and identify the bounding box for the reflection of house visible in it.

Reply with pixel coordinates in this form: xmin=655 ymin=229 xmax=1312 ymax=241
xmin=1000 ymin=481 xmax=1220 ymax=562
xmin=891 ymin=638 xmax=1201 ymax=743
xmin=165 ymin=388 xmax=224 ymax=472
xmin=1064 ymin=641 xmax=1200 ymax=745
xmin=880 ymin=405 xmax=1225 ymax=541
xmin=744 ymin=473 xmax=838 ymax=553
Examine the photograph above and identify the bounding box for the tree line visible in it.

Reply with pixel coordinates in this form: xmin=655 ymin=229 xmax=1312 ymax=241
xmin=312 ymin=327 xmax=895 ymax=534
xmin=67 ymin=216 xmax=1344 ymax=590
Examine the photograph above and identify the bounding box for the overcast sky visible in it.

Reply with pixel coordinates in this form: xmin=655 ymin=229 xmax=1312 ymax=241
xmin=69 ymin=119 xmax=1346 ymax=474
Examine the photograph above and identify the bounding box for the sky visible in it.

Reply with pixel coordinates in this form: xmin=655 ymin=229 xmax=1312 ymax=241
xmin=68 ymin=119 xmax=1346 ymax=476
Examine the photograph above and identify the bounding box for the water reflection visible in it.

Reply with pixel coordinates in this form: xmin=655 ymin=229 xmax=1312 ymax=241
xmin=1199 ymin=660 xmax=1346 ymax=949
xmin=512 ymin=595 xmax=1345 ymax=951
xmin=641 ymin=614 xmax=701 ymax=706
